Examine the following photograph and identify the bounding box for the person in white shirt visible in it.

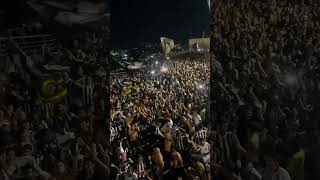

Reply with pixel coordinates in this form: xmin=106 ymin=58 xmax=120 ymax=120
xmin=196 ymin=130 xmax=210 ymax=164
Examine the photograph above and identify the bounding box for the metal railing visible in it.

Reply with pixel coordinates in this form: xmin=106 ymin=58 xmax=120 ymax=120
xmin=0 ymin=34 xmax=56 ymax=56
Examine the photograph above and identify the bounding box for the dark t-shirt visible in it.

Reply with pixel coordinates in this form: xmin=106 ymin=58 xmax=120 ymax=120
xmin=161 ymin=150 xmax=172 ymax=172
xmin=163 ymin=167 xmax=188 ymax=180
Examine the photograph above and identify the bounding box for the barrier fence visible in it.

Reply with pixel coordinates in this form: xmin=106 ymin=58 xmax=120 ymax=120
xmin=0 ymin=34 xmax=56 ymax=57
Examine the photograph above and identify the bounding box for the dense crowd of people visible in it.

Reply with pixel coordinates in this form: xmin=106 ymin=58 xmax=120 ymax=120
xmin=1 ymin=0 xmax=320 ymax=179
xmin=110 ymin=52 xmax=210 ymax=180
xmin=0 ymin=22 xmax=110 ymax=180
xmin=209 ymin=0 xmax=320 ymax=179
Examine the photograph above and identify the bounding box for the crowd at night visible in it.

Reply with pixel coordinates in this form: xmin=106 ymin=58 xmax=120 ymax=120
xmin=110 ymin=51 xmax=210 ymax=180
xmin=0 ymin=0 xmax=319 ymax=180
xmin=209 ymin=0 xmax=320 ymax=179
xmin=0 ymin=22 xmax=110 ymax=180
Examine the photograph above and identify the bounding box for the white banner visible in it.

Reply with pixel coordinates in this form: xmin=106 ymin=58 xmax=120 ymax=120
xmin=160 ymin=37 xmax=175 ymax=55
xmin=189 ymin=38 xmax=210 ymax=52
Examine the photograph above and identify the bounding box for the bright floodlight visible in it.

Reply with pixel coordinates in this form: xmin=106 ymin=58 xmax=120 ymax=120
xmin=198 ymin=84 xmax=204 ymax=89
xmin=151 ymin=70 xmax=155 ymax=74
xmin=155 ymin=61 xmax=159 ymax=65
xmin=166 ymin=57 xmax=170 ymax=60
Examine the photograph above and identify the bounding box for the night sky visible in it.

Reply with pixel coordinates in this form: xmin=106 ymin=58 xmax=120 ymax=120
xmin=0 ymin=0 xmax=38 ymax=28
xmin=111 ymin=0 xmax=209 ymax=48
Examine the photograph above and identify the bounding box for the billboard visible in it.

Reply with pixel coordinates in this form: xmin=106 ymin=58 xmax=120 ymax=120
xmin=160 ymin=37 xmax=175 ymax=55
xmin=189 ymin=38 xmax=210 ymax=52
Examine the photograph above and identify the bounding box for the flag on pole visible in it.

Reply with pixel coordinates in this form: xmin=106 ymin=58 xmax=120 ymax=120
xmin=160 ymin=37 xmax=175 ymax=56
